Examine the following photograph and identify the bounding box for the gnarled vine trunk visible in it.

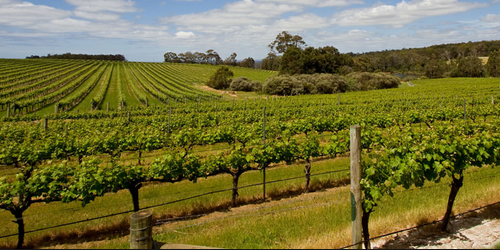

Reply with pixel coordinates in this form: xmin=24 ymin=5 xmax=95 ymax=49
xmin=231 ymin=174 xmax=241 ymax=207
xmin=304 ymin=159 xmax=312 ymax=193
xmin=441 ymin=173 xmax=464 ymax=231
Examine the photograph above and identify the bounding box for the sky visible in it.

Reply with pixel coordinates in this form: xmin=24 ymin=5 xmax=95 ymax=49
xmin=0 ymin=0 xmax=499 ymax=62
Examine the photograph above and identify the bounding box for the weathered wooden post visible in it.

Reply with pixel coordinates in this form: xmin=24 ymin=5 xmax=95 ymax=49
xmin=6 ymin=106 xmax=9 ymax=118
xmin=54 ymin=104 xmax=58 ymax=114
xmin=130 ymin=210 xmax=153 ymax=249
xmin=350 ymin=125 xmax=362 ymax=249
xmin=145 ymin=98 xmax=149 ymax=108
xmin=127 ymin=111 xmax=131 ymax=122
xmin=464 ymin=99 xmax=467 ymax=121
xmin=262 ymin=107 xmax=266 ymax=202
xmin=43 ymin=118 xmax=48 ymax=133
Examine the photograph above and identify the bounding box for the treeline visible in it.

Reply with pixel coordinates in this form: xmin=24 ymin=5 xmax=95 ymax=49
xmin=349 ymin=40 xmax=500 ymax=78
xmin=260 ymin=32 xmax=500 ymax=78
xmin=164 ymin=50 xmax=255 ymax=68
xmin=26 ymin=53 xmax=126 ymax=61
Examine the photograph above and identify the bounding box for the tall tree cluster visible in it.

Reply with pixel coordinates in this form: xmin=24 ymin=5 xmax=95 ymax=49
xmin=164 ymin=50 xmax=255 ymax=68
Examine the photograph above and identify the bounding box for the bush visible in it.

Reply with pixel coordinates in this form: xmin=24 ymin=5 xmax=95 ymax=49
xmin=346 ymin=72 xmax=400 ymax=91
xmin=263 ymin=76 xmax=304 ymax=96
xmin=262 ymin=74 xmax=349 ymax=96
xmin=230 ymin=77 xmax=262 ymax=92
xmin=207 ymin=66 xmax=233 ymax=89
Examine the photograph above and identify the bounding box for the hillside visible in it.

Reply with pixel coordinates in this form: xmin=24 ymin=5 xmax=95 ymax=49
xmin=0 ymin=59 xmax=277 ymax=116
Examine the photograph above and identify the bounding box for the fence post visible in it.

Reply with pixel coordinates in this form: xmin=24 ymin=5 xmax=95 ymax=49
xmin=130 ymin=210 xmax=153 ymax=249
xmin=350 ymin=125 xmax=362 ymax=249
xmin=263 ymin=107 xmax=266 ymax=202
xmin=43 ymin=118 xmax=48 ymax=133
xmin=6 ymin=106 xmax=9 ymax=118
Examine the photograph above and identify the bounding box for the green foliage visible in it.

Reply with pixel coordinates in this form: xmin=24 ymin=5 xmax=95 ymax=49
xmin=346 ymin=72 xmax=400 ymax=91
xmin=207 ymin=66 xmax=234 ymax=90
xmin=268 ymin=31 xmax=306 ymax=54
xmin=279 ymin=46 xmax=353 ymax=75
xmin=424 ymin=59 xmax=448 ymax=79
xmin=487 ymin=50 xmax=500 ymax=77
xmin=230 ymin=77 xmax=262 ymax=92
xmin=451 ymin=56 xmax=486 ymax=78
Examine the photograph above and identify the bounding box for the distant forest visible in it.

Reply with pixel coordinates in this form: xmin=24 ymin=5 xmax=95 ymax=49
xmin=259 ymin=32 xmax=500 ymax=78
xmin=26 ymin=53 xmax=126 ymax=61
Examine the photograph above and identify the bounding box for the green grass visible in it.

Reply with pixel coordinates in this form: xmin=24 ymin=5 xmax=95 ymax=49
xmin=100 ymin=63 xmax=119 ymax=111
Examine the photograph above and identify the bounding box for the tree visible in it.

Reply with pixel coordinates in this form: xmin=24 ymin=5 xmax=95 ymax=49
xmin=269 ymin=31 xmax=307 ymax=54
xmin=424 ymin=59 xmax=448 ymax=79
xmin=487 ymin=50 xmax=500 ymax=77
xmin=280 ymin=46 xmax=304 ymax=75
xmin=451 ymin=56 xmax=485 ymax=77
xmin=224 ymin=53 xmax=238 ymax=66
xmin=239 ymin=57 xmax=255 ymax=68
xmin=207 ymin=66 xmax=234 ymax=89
xmin=261 ymin=53 xmax=281 ymax=71
xmin=164 ymin=52 xmax=179 ymax=63
xmin=206 ymin=49 xmax=222 ymax=65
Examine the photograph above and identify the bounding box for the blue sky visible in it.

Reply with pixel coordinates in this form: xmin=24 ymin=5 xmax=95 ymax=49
xmin=0 ymin=0 xmax=499 ymax=62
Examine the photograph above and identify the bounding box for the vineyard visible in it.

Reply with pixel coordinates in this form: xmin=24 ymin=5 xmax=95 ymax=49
xmin=0 ymin=59 xmax=277 ymax=117
xmin=1 ymin=58 xmax=500 ymax=249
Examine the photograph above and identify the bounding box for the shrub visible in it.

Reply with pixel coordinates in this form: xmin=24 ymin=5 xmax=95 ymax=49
xmin=230 ymin=77 xmax=262 ymax=92
xmin=347 ymin=72 xmax=400 ymax=91
xmin=207 ymin=66 xmax=233 ymax=89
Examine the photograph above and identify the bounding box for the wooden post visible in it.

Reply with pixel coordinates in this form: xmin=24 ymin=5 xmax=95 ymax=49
xmin=350 ymin=125 xmax=362 ymax=249
xmin=43 ymin=118 xmax=48 ymax=133
xmin=168 ymin=107 xmax=171 ymax=135
xmin=263 ymin=107 xmax=266 ymax=202
xmin=338 ymin=93 xmax=341 ymax=105
xmin=492 ymin=96 xmax=495 ymax=105
xmin=464 ymin=99 xmax=466 ymax=121
xmin=145 ymin=98 xmax=148 ymax=108
xmin=130 ymin=210 xmax=153 ymax=249
xmin=127 ymin=111 xmax=130 ymax=122
xmin=6 ymin=106 xmax=9 ymax=118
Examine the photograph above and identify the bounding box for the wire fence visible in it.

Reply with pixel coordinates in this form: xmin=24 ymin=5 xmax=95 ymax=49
xmin=1 ymin=166 xmax=498 ymax=250
xmin=0 ymin=168 xmax=350 ymax=239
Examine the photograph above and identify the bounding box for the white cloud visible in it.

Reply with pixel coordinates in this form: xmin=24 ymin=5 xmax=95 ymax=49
xmin=0 ymin=1 xmax=71 ymax=27
xmin=65 ymin=0 xmax=137 ymax=13
xmin=332 ymin=0 xmax=487 ymax=28
xmin=482 ymin=14 xmax=500 ymax=22
xmin=274 ymin=13 xmax=330 ymax=31
xmin=175 ymin=31 xmax=196 ymax=39
xmin=257 ymin=0 xmax=363 ymax=7
xmin=73 ymin=10 xmax=121 ymax=21
xmin=162 ymin=0 xmax=303 ymax=34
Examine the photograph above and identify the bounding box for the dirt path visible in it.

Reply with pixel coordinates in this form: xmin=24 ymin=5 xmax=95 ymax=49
xmin=372 ymin=203 xmax=500 ymax=249
xmin=199 ymin=86 xmax=238 ymax=97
